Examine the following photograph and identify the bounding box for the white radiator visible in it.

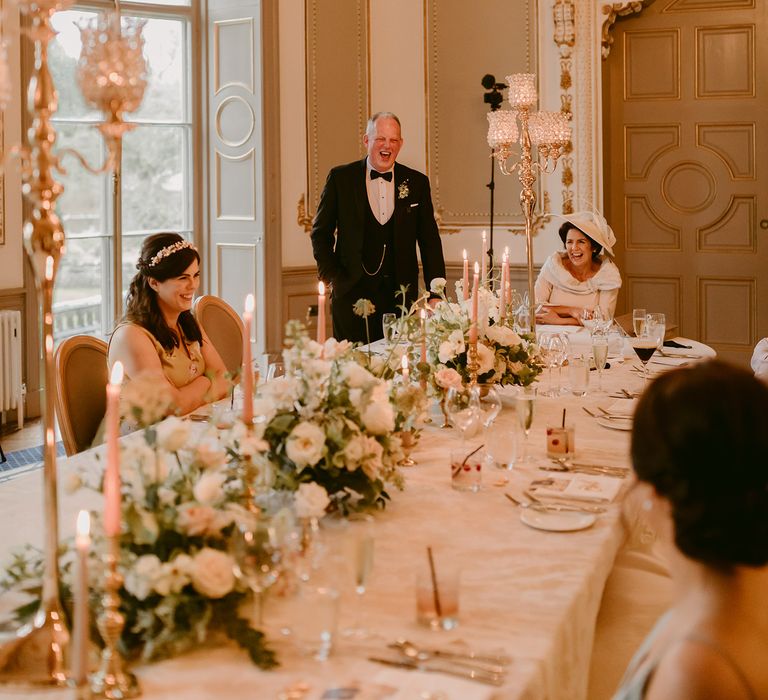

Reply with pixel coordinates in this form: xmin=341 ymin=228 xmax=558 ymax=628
xmin=0 ymin=310 xmax=24 ymax=426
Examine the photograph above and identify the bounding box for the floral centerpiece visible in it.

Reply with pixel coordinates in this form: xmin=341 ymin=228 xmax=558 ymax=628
xmin=424 ymin=278 xmax=542 ymax=390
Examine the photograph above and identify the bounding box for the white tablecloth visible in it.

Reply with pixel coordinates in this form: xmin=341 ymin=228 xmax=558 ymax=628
xmin=0 ymin=342 xmax=712 ymax=699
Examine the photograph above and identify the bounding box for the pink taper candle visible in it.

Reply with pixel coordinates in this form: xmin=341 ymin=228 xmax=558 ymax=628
xmin=317 ymin=281 xmax=326 ymax=345
xmin=420 ymin=308 xmax=427 ymax=364
xmin=242 ymin=294 xmax=254 ymax=426
xmin=504 ymin=246 xmax=512 ymax=310
xmin=499 ymin=251 xmax=508 ymax=321
xmin=481 ymin=230 xmax=488 ymax=286
xmin=72 ymin=510 xmax=90 ymax=686
xmin=462 ymin=249 xmax=469 ymax=301
xmin=470 ymin=262 xmax=479 ymax=344
xmin=104 ymin=362 xmax=123 ymax=538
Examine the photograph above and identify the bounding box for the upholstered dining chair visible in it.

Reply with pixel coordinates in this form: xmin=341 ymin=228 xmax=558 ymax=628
xmin=193 ymin=295 xmax=244 ymax=376
xmin=54 ymin=335 xmax=109 ymax=456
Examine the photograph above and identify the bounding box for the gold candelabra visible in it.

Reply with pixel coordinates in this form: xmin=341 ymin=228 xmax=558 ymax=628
xmin=0 ymin=0 xmax=147 ymax=690
xmin=487 ymin=73 xmax=570 ymax=335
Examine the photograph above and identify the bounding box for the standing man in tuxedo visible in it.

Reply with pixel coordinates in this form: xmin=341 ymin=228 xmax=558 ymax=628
xmin=311 ymin=112 xmax=446 ymax=343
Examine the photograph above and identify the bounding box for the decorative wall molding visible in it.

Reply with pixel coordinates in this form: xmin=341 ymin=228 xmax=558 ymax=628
xmin=553 ymin=0 xmax=575 ymax=214
xmin=601 ymin=1 xmax=656 ymax=59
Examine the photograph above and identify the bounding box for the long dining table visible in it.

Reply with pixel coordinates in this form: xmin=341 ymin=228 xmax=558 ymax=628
xmin=0 ymin=331 xmax=714 ymax=700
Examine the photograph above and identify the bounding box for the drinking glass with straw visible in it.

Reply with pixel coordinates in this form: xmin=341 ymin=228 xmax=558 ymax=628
xmin=591 ymin=329 xmax=609 ymax=394
xmin=416 ymin=547 xmax=459 ymax=630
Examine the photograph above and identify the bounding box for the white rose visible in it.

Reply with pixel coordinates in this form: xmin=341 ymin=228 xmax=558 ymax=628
xmin=485 ymin=324 xmax=522 ymax=347
xmin=157 ymin=486 xmax=177 ymax=506
xmin=435 ymin=367 xmax=463 ymax=389
xmin=361 ymin=398 xmax=395 ymax=435
xmin=155 ymin=416 xmax=191 ymax=452
xmin=195 ymin=436 xmax=228 ymax=470
xmin=294 ymin=482 xmax=330 ymax=519
xmin=430 ymin=277 xmax=447 ymax=294
xmin=262 ymin=376 xmax=300 ymax=409
xmin=360 ymin=436 xmax=384 ymax=480
xmin=343 ymin=434 xmax=367 ymax=466
xmin=285 ymin=421 xmax=326 ymax=468
xmin=191 ymin=548 xmax=236 ymax=599
xmin=193 ymin=470 xmax=227 ymax=505
xmin=341 ymin=362 xmax=376 ymax=389
xmin=438 ymin=329 xmax=465 ymax=363
xmin=323 ymin=338 xmax=352 ymax=359
xmin=477 ymin=343 xmax=495 ymax=376
xmin=154 ymin=554 xmax=193 ymax=596
xmin=124 ymin=554 xmax=162 ymax=601
xmin=176 ymin=504 xmax=219 ymax=536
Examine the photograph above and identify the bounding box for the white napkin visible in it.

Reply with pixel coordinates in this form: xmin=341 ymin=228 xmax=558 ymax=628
xmin=371 ymin=668 xmax=497 ymax=700
xmin=650 ymin=356 xmax=690 ymax=367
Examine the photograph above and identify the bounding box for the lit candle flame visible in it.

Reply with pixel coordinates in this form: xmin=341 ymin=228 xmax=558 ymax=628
xmin=401 ymin=355 xmax=409 ymax=371
xmin=474 ymin=261 xmax=479 ymax=274
xmin=462 ymin=249 xmax=467 ymax=260
xmin=318 ymin=281 xmax=325 ymax=296
xmin=76 ymin=510 xmax=91 ymax=547
xmin=245 ymin=293 xmax=255 ymax=315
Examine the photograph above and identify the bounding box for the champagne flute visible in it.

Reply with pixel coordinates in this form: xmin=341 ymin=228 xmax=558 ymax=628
xmin=231 ymin=519 xmax=283 ymax=627
xmin=549 ymin=334 xmax=567 ymax=395
xmin=591 ymin=330 xmax=609 ymax=394
xmin=632 ymin=308 xmax=647 ymax=337
xmin=514 ymin=385 xmax=536 ymax=463
xmin=343 ymin=515 xmax=375 ymax=638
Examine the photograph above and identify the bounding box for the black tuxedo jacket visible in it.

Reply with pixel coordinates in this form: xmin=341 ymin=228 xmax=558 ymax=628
xmin=310 ymin=159 xmax=446 ymax=304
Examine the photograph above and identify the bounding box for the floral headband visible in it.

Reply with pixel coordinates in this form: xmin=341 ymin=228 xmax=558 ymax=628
xmin=148 ymin=240 xmax=197 ymax=268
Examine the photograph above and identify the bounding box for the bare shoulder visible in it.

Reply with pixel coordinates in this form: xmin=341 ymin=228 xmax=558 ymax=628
xmin=646 ymin=637 xmax=754 ymax=700
xmin=111 ymin=323 xmax=155 ymax=350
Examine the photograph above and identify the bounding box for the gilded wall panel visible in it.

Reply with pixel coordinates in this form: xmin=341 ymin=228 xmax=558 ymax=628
xmin=425 ymin=0 xmax=536 ymax=227
xmin=626 ymin=275 xmax=682 ymax=327
xmin=625 ymin=196 xmax=681 ymax=250
xmin=698 ymin=196 xmax=755 ymax=253
xmin=696 ymin=26 xmax=754 ymax=98
xmin=698 ymin=276 xmax=754 ymax=347
xmin=624 ymin=29 xmax=680 ymax=100
xmin=305 ymin=0 xmax=368 ymax=216
xmin=624 ymin=124 xmax=679 ymax=179
xmin=697 ymin=123 xmax=754 ymax=179
xmin=663 ymin=0 xmax=755 ymax=12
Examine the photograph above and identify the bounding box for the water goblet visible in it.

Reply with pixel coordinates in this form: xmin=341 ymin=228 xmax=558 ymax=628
xmin=486 ymin=421 xmax=518 ymax=470
xmin=514 ymin=385 xmax=536 ymax=463
xmin=591 ymin=330 xmax=609 ymax=394
xmin=382 ymin=312 xmax=397 ymax=347
xmin=476 ymin=383 xmax=501 ymax=430
xmin=231 ymin=519 xmax=284 ymax=626
xmin=646 ymin=312 xmax=666 ymax=350
xmin=445 ymin=385 xmax=481 ymax=445
xmin=549 ymin=333 xmax=568 ymax=395
xmin=632 ymin=308 xmax=647 ymax=337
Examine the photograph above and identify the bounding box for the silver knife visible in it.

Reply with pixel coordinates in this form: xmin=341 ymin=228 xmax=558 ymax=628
xmin=368 ymin=656 xmax=505 ymax=686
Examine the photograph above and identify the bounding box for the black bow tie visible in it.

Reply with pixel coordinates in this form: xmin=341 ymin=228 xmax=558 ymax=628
xmin=370 ymin=170 xmax=393 ymax=182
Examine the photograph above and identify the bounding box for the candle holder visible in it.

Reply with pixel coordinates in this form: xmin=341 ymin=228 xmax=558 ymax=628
xmin=0 ymin=0 xmax=146 ymax=689
xmin=238 ymin=422 xmax=263 ymax=515
xmin=90 ymin=535 xmax=141 ymax=699
xmin=467 ymin=341 xmax=480 ymax=387
xmin=486 ymin=73 xmax=570 ymax=335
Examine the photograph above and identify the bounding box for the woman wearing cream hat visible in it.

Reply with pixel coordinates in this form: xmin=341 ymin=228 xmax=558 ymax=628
xmin=534 ymin=210 xmax=622 ymax=326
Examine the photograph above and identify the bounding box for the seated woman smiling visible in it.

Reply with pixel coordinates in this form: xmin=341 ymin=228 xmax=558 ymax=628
xmin=534 ymin=211 xmax=622 ymax=326
xmin=109 ymin=232 xmax=230 ymax=416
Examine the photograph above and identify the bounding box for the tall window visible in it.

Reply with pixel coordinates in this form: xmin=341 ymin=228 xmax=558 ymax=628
xmin=49 ymin=1 xmax=194 ymax=342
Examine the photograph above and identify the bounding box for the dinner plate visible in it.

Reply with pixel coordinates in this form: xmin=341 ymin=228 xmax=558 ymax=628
xmin=596 ymin=416 xmax=632 ymax=431
xmin=520 ymin=509 xmax=597 ymax=532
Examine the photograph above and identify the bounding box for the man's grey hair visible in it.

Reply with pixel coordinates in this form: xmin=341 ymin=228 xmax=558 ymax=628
xmin=366 ymin=112 xmax=402 ymax=138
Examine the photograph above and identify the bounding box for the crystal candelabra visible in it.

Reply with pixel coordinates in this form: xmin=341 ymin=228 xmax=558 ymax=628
xmin=0 ymin=0 xmax=147 ymax=690
xmin=486 ymin=73 xmax=570 ymax=334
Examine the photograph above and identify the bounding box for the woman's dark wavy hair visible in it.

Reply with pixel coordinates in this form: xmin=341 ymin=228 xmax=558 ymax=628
xmin=558 ymin=222 xmax=602 ymax=262
xmin=631 ymin=360 xmax=768 ymax=570
xmin=123 ymin=232 xmax=203 ymax=352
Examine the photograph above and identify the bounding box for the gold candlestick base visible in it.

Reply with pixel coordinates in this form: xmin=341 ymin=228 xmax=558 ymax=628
xmin=0 ymin=602 xmax=70 ymax=687
xmin=467 ymin=341 xmax=480 ymax=387
xmin=90 ymin=537 xmax=141 ymax=699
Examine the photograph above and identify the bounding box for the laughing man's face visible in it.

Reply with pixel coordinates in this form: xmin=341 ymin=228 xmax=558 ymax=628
xmin=364 ymin=117 xmax=403 ymax=172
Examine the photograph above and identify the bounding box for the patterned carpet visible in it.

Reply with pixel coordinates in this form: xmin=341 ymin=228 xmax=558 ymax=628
xmin=1 ymin=442 xmax=65 ymax=474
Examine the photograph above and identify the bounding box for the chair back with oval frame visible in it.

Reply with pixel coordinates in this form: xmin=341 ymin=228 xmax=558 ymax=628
xmin=193 ymin=295 xmax=244 ymax=376
xmin=54 ymin=335 xmax=109 ymax=456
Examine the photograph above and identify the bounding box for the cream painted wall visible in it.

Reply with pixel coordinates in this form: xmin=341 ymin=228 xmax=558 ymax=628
xmin=0 ymin=7 xmax=25 ymax=291
xmin=279 ymin=0 xmax=568 ymax=274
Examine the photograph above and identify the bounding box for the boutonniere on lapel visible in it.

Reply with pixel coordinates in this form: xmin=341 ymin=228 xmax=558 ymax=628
xmin=398 ymin=180 xmax=410 ymax=200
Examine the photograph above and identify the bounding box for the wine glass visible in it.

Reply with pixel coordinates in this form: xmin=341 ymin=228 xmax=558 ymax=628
xmin=343 ymin=514 xmax=375 ymax=639
xmin=632 ymin=308 xmax=647 ymax=337
xmin=445 ymin=385 xmax=481 ymax=445
xmin=537 ymin=332 xmax=555 ymax=397
xmin=630 ymin=331 xmax=659 ymax=387
xmin=548 ymin=334 xmax=567 ymax=396
xmin=476 ymin=383 xmax=501 ymax=430
xmin=231 ymin=519 xmax=284 ymax=626
xmin=514 ymin=385 xmax=536 ymax=463
xmin=267 ymin=362 xmax=285 ymax=381
xmin=486 ymin=421 xmax=518 ymax=471
xmin=382 ymin=313 xmax=397 ymax=347
xmin=591 ymin=330 xmax=609 ymax=394
xmin=580 ymin=308 xmax=596 ymax=332
xmin=646 ymin=313 xmax=666 ymax=350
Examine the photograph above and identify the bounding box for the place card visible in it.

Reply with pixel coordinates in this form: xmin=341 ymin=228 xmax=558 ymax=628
xmin=529 ymin=473 xmax=623 ymax=503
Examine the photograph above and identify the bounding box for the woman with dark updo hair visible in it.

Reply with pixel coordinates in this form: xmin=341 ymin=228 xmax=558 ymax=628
xmin=109 ymin=232 xmax=229 ymax=415
xmin=613 ymin=360 xmax=768 ymax=699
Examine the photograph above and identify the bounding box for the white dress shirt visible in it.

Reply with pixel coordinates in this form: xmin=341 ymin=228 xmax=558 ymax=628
xmin=365 ymin=159 xmax=395 ymax=225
